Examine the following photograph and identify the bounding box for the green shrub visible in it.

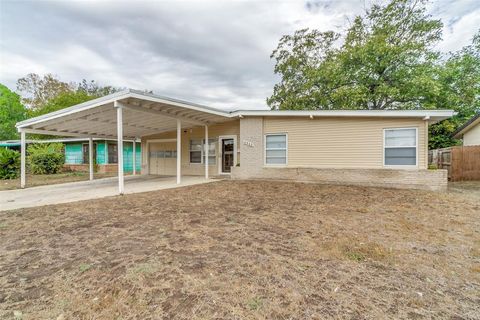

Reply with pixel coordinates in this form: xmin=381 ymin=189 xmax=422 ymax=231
xmin=0 ymin=148 xmax=20 ymax=179
xmin=428 ymin=164 xmax=438 ymax=170
xmin=27 ymin=143 xmax=65 ymax=174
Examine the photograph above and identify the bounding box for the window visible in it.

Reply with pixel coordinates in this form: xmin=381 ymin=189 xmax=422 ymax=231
xmin=108 ymin=143 xmax=118 ymax=164
xmin=190 ymin=139 xmax=216 ymax=164
xmin=190 ymin=139 xmax=202 ymax=163
xmin=265 ymin=134 xmax=287 ymax=165
xmin=384 ymin=128 xmax=417 ymax=166
xmin=204 ymin=139 xmax=216 ymax=165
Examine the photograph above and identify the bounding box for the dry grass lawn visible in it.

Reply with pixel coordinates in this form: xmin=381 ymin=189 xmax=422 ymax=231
xmin=0 ymin=180 xmax=479 ymax=319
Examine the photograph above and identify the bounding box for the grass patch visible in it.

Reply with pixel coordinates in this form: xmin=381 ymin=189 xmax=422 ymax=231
xmin=342 ymin=242 xmax=392 ymax=262
xmin=126 ymin=262 xmax=158 ymax=278
xmin=246 ymin=297 xmax=263 ymax=311
xmin=324 ymin=238 xmax=394 ymax=263
xmin=78 ymin=263 xmax=92 ymax=273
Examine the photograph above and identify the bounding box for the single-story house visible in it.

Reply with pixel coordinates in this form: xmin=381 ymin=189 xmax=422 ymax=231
xmin=15 ymin=89 xmax=455 ymax=192
xmin=453 ymin=113 xmax=480 ymax=146
xmin=1 ymin=138 xmax=141 ymax=173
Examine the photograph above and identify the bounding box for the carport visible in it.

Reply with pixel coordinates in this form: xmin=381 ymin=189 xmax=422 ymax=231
xmin=16 ymin=89 xmax=234 ymax=194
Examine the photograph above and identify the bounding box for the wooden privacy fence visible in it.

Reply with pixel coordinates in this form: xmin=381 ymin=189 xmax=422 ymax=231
xmin=429 ymin=146 xmax=480 ymax=181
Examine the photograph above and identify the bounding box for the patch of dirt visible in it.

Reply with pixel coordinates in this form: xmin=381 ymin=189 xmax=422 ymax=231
xmin=0 ymin=172 xmax=118 ymax=191
xmin=0 ymin=180 xmax=479 ymax=319
xmin=449 ymin=181 xmax=480 ymax=200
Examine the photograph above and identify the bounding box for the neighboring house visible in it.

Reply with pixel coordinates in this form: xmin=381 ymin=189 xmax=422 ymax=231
xmin=63 ymin=138 xmax=141 ymax=173
xmin=0 ymin=138 xmax=141 ymax=173
xmin=15 ymin=89 xmax=455 ymax=191
xmin=453 ymin=113 xmax=480 ymax=146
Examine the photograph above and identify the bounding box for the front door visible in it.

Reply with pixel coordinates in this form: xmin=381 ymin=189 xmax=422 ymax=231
xmin=221 ymin=139 xmax=234 ymax=173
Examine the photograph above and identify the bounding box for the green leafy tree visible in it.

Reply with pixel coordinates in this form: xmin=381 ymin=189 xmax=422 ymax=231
xmin=0 ymin=84 xmax=27 ymax=140
xmin=28 ymin=90 xmax=96 ymax=118
xmin=269 ymin=0 xmax=479 ymax=148
xmin=268 ymin=0 xmax=443 ymax=110
xmin=427 ymin=32 xmax=480 ymax=149
xmin=17 ymin=74 xmax=120 ymax=118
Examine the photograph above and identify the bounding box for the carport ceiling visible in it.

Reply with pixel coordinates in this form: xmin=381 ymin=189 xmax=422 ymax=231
xmin=16 ymin=90 xmax=234 ymax=139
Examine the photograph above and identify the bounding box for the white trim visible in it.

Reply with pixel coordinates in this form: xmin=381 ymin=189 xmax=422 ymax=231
xmin=188 ymin=138 xmax=217 ymax=166
xmin=18 ymin=128 xmax=121 ymax=140
xmin=132 ymin=139 xmax=136 ymax=176
xmin=88 ymin=138 xmax=94 ymax=181
xmin=383 ymin=127 xmax=418 ymax=169
xmin=146 ymin=138 xmax=177 ymax=143
xmin=218 ymin=135 xmax=237 ymax=175
xmin=264 ymin=133 xmax=288 ymax=167
xmin=0 ymin=137 xmax=138 ymax=144
xmin=20 ymin=131 xmax=26 ymax=188
xmin=176 ymin=120 xmax=181 ymax=184
xmin=205 ymin=125 xmax=209 ymax=179
xmin=231 ymin=109 xmax=455 ymax=121
xmin=16 ymin=90 xmax=131 ymax=128
xmin=116 ymin=103 xmax=124 ymax=195
xmin=16 ymin=89 xmax=231 ymax=129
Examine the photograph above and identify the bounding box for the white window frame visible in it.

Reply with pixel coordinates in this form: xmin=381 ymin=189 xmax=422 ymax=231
xmin=189 ymin=138 xmax=217 ymax=166
xmin=189 ymin=139 xmax=203 ymax=164
xmin=264 ymin=133 xmax=288 ymax=167
xmin=383 ymin=127 xmax=418 ymax=168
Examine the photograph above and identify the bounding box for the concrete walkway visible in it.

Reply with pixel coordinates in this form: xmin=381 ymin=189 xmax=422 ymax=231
xmin=0 ymin=175 xmax=217 ymax=211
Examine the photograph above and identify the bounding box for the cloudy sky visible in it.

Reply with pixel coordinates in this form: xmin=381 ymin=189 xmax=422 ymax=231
xmin=0 ymin=0 xmax=479 ymax=110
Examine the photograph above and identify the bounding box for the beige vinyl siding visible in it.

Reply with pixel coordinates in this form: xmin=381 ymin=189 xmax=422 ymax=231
xmin=463 ymin=123 xmax=480 ymax=146
xmin=264 ymin=117 xmax=427 ymax=169
xmin=141 ymin=120 xmax=240 ymax=175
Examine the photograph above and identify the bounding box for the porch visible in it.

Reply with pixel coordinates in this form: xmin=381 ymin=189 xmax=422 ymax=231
xmin=15 ymin=89 xmax=236 ymax=194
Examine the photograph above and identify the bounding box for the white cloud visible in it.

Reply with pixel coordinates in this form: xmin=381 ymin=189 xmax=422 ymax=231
xmin=0 ymin=0 xmax=478 ymax=110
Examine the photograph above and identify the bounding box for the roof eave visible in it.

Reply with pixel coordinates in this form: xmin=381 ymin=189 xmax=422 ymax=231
xmin=16 ymin=89 xmax=233 ymax=130
xmin=453 ymin=114 xmax=480 ymax=138
xmin=231 ymin=110 xmax=456 ymax=122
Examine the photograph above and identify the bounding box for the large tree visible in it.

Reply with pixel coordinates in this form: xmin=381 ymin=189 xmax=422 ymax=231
xmin=268 ymin=0 xmax=443 ymax=111
xmin=268 ymin=0 xmax=479 ymax=148
xmin=16 ymin=74 xmax=120 ymax=118
xmin=16 ymin=73 xmax=72 ymax=111
xmin=0 ymin=84 xmax=27 ymax=140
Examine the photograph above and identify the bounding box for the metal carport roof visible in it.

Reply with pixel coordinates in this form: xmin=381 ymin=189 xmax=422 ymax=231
xmin=16 ymin=89 xmax=234 ymax=139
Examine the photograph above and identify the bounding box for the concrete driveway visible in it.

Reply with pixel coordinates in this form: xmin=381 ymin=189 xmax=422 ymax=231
xmin=0 ymin=175 xmax=216 ymax=211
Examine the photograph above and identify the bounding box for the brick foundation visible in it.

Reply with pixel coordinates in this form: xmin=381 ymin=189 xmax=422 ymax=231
xmin=231 ymin=167 xmax=448 ymax=192
xmin=63 ymin=164 xmax=119 ymax=174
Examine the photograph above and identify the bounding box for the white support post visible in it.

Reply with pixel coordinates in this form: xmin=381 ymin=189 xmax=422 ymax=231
xmin=205 ymin=125 xmax=209 ymax=179
xmin=88 ymin=137 xmax=94 ymax=181
xmin=132 ymin=139 xmax=136 ymax=175
xmin=20 ymin=131 xmax=26 ymax=188
xmin=176 ymin=120 xmax=181 ymax=184
xmin=115 ymin=101 xmax=124 ymax=195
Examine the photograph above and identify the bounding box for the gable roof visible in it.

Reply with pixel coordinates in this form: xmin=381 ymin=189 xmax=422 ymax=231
xmin=453 ymin=113 xmax=480 ymax=139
